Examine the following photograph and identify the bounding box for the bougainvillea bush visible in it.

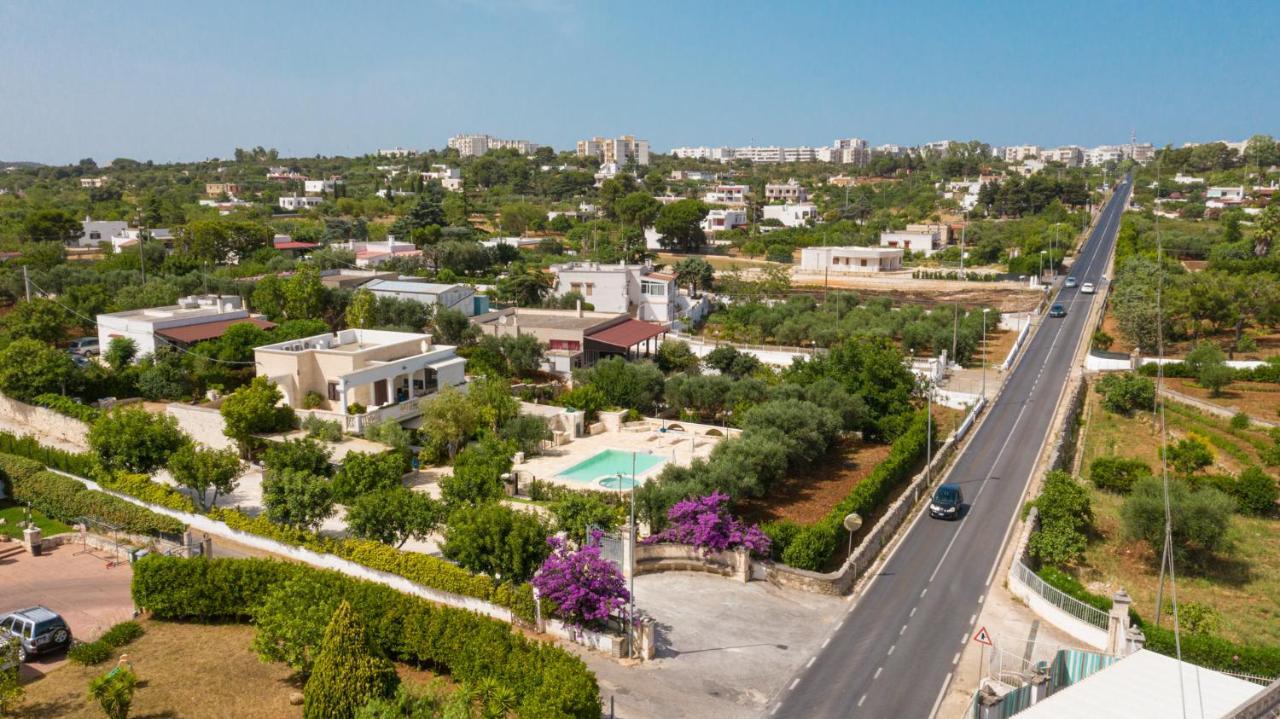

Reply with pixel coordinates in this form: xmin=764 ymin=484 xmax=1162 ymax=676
xmin=533 ymin=532 xmax=630 ymax=629
xmin=641 ymin=492 xmax=771 ymax=557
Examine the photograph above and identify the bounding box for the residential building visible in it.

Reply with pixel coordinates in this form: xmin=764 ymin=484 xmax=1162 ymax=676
xmin=1085 ymin=145 xmax=1125 ymax=167
xmin=198 ymin=197 xmax=254 ymax=214
xmin=669 ymin=170 xmax=718 ymax=182
xmin=763 ymin=202 xmax=819 ymax=228
xmin=880 ymin=228 xmax=941 ymax=256
xmin=905 ymin=222 xmax=952 ymax=246
xmin=765 ymin=179 xmax=808 ymax=202
xmin=946 ymin=179 xmax=984 ymax=211
xmin=1018 ymin=158 xmax=1047 ymax=176
xmin=703 ymin=184 xmax=750 ymax=205
xmin=266 ymin=168 xmax=307 ymax=183
xmin=76 ymin=217 xmax=128 ymax=248
xmin=377 ymin=147 xmax=417 ymax=158
xmin=279 ymin=195 xmax=324 ymax=211
xmin=205 ymin=182 xmax=241 ymax=197
xmin=97 ymin=295 xmax=274 ymax=358
xmin=670 ymin=146 xmax=735 ymax=161
xmin=255 ymin=328 xmax=466 ymax=432
xmin=422 ymin=164 xmax=462 ymax=191
xmin=827 ymin=174 xmax=858 ymax=188
xmin=333 ymin=238 xmax=422 ymax=267
xmin=874 ymin=144 xmax=908 ymax=156
xmin=1002 ymin=145 xmax=1042 ymax=163
xmin=79 ymin=176 xmax=110 ymax=188
xmin=110 ymin=227 xmax=175 ymax=254
xmin=831 ymin=137 xmax=870 ymax=166
xmin=271 ymin=234 xmax=319 ymax=258
xmin=304 ymin=177 xmax=342 ymax=194
xmin=1206 ymin=186 xmax=1245 ymax=201
xmin=548 ymin=261 xmax=677 ymax=323
xmin=447 ymin=134 xmax=541 ymax=157
xmin=799 ymin=246 xmax=904 ymax=273
xmin=593 ymin=162 xmax=622 ymax=184
xmin=577 ymin=135 xmax=650 ymax=166
xmin=1128 ymin=142 xmax=1156 ymax=163
xmin=1172 ymin=173 xmax=1204 ymax=184
xmin=362 ymin=279 xmax=481 ymax=316
xmin=471 ymin=306 xmax=668 ymax=374
xmin=919 ymin=140 xmax=954 ymax=156
xmin=316 ymin=268 xmax=398 ymax=290
xmin=701 ymin=208 xmax=748 ymax=232
xmin=1040 ymin=146 xmax=1084 ymax=167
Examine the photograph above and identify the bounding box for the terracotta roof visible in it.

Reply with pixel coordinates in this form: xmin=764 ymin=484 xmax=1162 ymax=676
xmin=646 ymin=271 xmax=676 ymax=280
xmin=586 ymin=319 xmax=667 ymax=348
xmin=156 ymin=317 xmax=277 ymax=344
xmin=274 ymin=240 xmax=319 ymax=250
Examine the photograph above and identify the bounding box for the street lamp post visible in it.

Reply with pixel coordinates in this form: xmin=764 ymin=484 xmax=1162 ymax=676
xmin=981 ymin=308 xmax=990 ymax=397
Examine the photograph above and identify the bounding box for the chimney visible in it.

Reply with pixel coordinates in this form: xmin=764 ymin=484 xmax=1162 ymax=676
xmin=576 ymin=299 xmax=583 ymax=318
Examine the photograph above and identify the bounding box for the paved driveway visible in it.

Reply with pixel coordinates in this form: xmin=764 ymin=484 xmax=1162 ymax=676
xmin=574 ymin=572 xmax=845 ymax=719
xmin=0 ymin=540 xmax=135 ymax=680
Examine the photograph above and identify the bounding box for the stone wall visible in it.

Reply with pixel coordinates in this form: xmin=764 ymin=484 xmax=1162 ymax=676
xmin=0 ymin=394 xmax=92 ymax=451
xmin=634 ymin=543 xmax=747 ymax=580
xmin=167 ymin=403 xmax=235 ymax=451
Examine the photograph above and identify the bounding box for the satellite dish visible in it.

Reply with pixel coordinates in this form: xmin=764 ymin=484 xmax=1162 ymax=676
xmin=842 ymin=512 xmax=862 ymax=533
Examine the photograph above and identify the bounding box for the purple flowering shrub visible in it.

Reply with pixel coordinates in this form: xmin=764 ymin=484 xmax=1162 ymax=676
xmin=533 ymin=531 xmax=630 ymax=628
xmin=641 ymin=492 xmax=771 ymax=557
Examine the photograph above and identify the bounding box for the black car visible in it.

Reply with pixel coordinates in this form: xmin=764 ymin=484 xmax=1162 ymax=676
xmin=0 ymin=606 xmax=72 ymax=662
xmin=929 ymin=483 xmax=964 ymax=520
xmin=1048 ymin=304 xmax=1067 ymax=318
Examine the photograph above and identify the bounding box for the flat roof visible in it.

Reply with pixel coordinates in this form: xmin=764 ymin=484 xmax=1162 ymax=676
xmin=364 ymin=279 xmax=468 ymax=295
xmin=808 ymin=245 xmax=903 ymax=256
xmin=99 ymin=297 xmax=245 ymax=322
xmin=157 ymin=317 xmax=276 ymax=344
xmin=586 ymin=318 xmax=667 ymax=348
xmin=473 ymin=307 xmax=623 ymax=332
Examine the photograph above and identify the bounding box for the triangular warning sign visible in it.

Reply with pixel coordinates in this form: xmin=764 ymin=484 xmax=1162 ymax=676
xmin=972 ymin=626 xmax=992 ymax=646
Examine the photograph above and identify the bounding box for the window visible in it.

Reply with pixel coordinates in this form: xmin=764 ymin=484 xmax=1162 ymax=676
xmin=327 ymin=382 xmax=340 ymax=401
xmin=89 ymin=231 xmax=101 ymax=240
xmin=641 ymin=280 xmax=666 ymax=297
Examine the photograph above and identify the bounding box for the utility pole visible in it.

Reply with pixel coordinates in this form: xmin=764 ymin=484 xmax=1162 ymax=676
xmin=22 ymin=265 xmax=31 ymax=302
xmin=137 ymin=209 xmax=147 ymax=285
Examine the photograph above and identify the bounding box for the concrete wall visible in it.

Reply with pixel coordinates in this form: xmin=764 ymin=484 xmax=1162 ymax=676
xmin=167 ymin=403 xmax=235 ymax=450
xmin=0 ymin=394 xmax=92 ymax=451
xmin=1006 ymin=508 xmax=1109 ymax=650
xmin=634 ymin=543 xmax=747 ymax=580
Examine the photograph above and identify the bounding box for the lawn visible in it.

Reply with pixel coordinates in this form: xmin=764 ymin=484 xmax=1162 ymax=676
xmin=1072 ymin=382 xmax=1280 ymax=647
xmin=0 ymin=501 xmax=72 ymax=540
xmin=12 ymin=620 xmax=450 ymax=718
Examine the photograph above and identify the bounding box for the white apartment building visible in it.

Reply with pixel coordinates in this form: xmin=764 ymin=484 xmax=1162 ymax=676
xmin=549 ymin=261 xmax=677 ymax=323
xmin=765 ymin=179 xmax=808 ymax=202
xmin=577 ymin=135 xmax=650 ymax=166
xmin=800 ymin=246 xmax=903 ymax=273
xmin=79 ymin=176 xmax=110 ymax=188
xmin=1040 ymin=146 xmax=1084 ymax=167
xmin=334 ymin=238 xmax=422 ymax=267
xmin=703 ymin=184 xmax=750 ymax=205
xmin=1003 ymin=145 xmax=1042 ymax=163
xmin=702 ymin=208 xmax=748 ymax=232
xmin=76 ymin=217 xmax=128 ymax=248
xmin=1085 ymin=146 xmax=1125 ymax=167
xmin=947 ymin=180 xmax=984 ymax=211
xmin=1173 ymin=173 xmax=1205 ymax=185
xmin=97 ymin=295 xmax=273 ymax=357
xmin=670 ymin=146 xmax=735 ymax=161
xmin=875 ymin=144 xmax=908 ymax=156
xmin=1129 ymin=143 xmax=1156 ymax=163
xmin=447 ymin=134 xmax=541 ymax=158
xmin=762 ymin=202 xmax=819 ymax=228
xmin=377 ymin=147 xmax=417 ymax=158
xmin=880 ymin=228 xmax=941 ymax=256
xmin=304 ymin=178 xmax=342 ymax=194
xmin=110 ymin=227 xmax=175 ymax=254
xmin=919 ymin=140 xmax=955 ymax=156
xmin=279 ymin=195 xmax=324 ymax=211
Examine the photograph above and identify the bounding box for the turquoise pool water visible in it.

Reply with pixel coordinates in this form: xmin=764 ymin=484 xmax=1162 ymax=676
xmin=557 ymin=449 xmax=664 ymax=489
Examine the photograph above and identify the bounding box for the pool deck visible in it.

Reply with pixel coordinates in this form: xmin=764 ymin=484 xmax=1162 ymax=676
xmin=513 ymin=425 xmax=721 ymax=491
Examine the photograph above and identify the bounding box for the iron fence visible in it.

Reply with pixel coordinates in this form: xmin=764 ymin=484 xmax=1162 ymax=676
xmin=1012 ymin=561 xmax=1109 ymax=630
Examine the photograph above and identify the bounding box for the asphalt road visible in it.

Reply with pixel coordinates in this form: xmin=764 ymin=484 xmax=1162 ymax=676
xmin=771 ymin=178 xmax=1133 ymax=719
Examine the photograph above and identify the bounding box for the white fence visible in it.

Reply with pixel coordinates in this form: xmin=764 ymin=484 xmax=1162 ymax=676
xmin=1001 ymin=321 xmax=1032 ymax=371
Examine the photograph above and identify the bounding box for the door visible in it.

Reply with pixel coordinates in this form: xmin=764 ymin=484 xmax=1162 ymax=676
xmin=373 ymin=379 xmax=388 ymax=406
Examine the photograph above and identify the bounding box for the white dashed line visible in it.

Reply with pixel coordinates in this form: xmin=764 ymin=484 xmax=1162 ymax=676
xmin=858 ymin=695 xmax=867 ymax=707
xmin=888 ymin=644 xmax=895 ymax=655
xmin=952 ymin=652 xmax=961 ymax=665
xmin=771 ymin=704 xmax=780 ymax=716
xmin=806 ymin=656 xmax=816 ymax=668
xmin=790 ymin=678 xmax=800 ymax=690
xmin=900 ymin=624 xmax=907 ymax=636
xmin=874 ymin=666 xmax=883 ymax=679
xmin=910 ymin=606 xmax=917 ymax=617
xmin=969 ymin=614 xmax=977 ymax=626
xmin=822 ymin=637 xmax=831 ymax=648
xmin=921 ymin=588 xmax=928 ymax=598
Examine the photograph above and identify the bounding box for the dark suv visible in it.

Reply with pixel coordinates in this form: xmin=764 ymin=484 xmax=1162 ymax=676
xmin=929 ymin=483 xmax=964 ymax=520
xmin=0 ymin=606 xmax=72 ymax=662
xmin=1048 ymin=304 xmax=1067 ymax=318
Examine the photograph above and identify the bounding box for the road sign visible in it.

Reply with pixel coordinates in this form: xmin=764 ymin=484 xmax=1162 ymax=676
xmin=972 ymin=626 xmax=992 ymax=646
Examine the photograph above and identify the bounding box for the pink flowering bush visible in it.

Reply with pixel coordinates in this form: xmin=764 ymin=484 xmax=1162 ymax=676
xmin=533 ymin=531 xmax=630 ymax=629
xmin=641 ymin=492 xmax=771 ymax=557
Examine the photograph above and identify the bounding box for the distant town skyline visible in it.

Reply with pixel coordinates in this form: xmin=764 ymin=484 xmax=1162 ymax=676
xmin=2 ymin=1 xmax=1277 ymax=164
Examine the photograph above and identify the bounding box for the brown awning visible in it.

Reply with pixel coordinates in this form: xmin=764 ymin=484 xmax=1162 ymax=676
xmin=585 ymin=319 xmax=667 ymax=348
xmin=156 ymin=317 xmax=277 ymax=344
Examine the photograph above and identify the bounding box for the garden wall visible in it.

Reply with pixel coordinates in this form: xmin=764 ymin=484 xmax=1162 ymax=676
xmin=634 ymin=543 xmax=747 ymax=580
xmin=166 ymin=403 xmax=235 ymax=451
xmin=0 ymin=394 xmax=92 ymax=451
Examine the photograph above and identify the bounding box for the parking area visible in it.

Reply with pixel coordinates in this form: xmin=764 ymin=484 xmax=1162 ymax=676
xmin=573 ymin=572 xmax=845 ymax=719
xmin=0 ymin=540 xmax=135 ymax=680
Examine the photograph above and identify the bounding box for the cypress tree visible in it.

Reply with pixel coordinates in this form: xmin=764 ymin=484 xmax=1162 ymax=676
xmin=303 ymin=601 xmax=398 ymax=719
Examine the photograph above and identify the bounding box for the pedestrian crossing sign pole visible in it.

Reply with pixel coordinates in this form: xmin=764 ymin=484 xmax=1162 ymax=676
xmin=973 ymin=626 xmax=992 ymax=681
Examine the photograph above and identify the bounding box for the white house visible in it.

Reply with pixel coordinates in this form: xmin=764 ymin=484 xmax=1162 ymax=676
xmin=304 ymin=178 xmax=341 ymax=194
xmin=764 ymin=179 xmax=808 ymax=202
xmin=76 ymin=218 xmax=128 ymax=248
xmin=1206 ymin=186 xmax=1245 ymax=201
xmin=763 ymin=202 xmax=819 ymax=228
xmin=334 ymin=238 xmax=422 ymax=267
xmin=362 ymin=279 xmax=479 ymax=316
xmin=1172 ymin=173 xmax=1204 ymax=185
xmin=702 ymin=208 xmax=748 ymax=232
xmin=800 ymin=246 xmax=903 ymax=273
xmin=423 ymin=164 xmax=462 ymax=192
xmin=279 ymin=195 xmax=324 ymax=211
xmin=110 ymin=227 xmax=174 ymax=254
xmin=96 ymin=295 xmax=274 ymax=358
xmin=549 ymin=261 xmax=677 ymax=323
xmin=703 ymin=184 xmax=749 ymax=205
xmin=880 ymin=228 xmax=941 ymax=256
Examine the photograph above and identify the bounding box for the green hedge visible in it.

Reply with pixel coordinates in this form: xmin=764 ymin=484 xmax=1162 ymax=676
xmin=98 ymin=472 xmax=197 ymax=514
xmin=781 ymin=411 xmax=932 ymax=570
xmin=0 ymin=432 xmax=100 ymax=477
xmin=31 ymin=394 xmax=102 ymax=424
xmin=7 ymin=468 xmax=184 ymax=536
xmin=208 ymin=507 xmax=538 ymax=623
xmin=132 ymin=556 xmax=599 ymax=718
xmin=1036 ymin=565 xmax=1280 ymax=678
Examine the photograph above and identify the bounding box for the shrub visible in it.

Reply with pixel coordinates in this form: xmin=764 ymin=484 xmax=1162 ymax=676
xmin=11 ymin=469 xmax=185 ymax=535
xmin=549 ymin=492 xmax=620 ymax=547
xmin=1122 ymin=476 xmax=1234 ymax=565
xmin=303 ymin=601 xmax=398 ymax=718
xmin=68 ymin=641 xmax=112 ymax=665
xmin=132 ymin=556 xmax=599 ymax=718
xmin=99 ymin=621 xmax=144 ymax=648
xmin=88 ymin=406 xmax=189 ymax=473
xmin=302 ymin=391 xmax=325 ymax=410
xmin=262 ymin=438 xmax=334 ymax=478
xmin=262 ymin=468 xmax=334 ymax=531
xmin=1232 ymin=466 xmax=1278 ymax=516
xmin=1028 ymin=470 xmax=1093 ymax=566
xmin=31 ymin=393 xmax=101 ymax=423
xmin=333 ymin=451 xmax=407 ymax=502
xmin=641 ymin=492 xmax=770 ymax=557
xmin=1164 ymin=437 xmax=1214 ymax=476
xmin=1094 ymin=373 xmax=1155 ymax=415
xmin=1230 ymin=412 xmax=1250 ymax=431
xmin=533 ymin=533 xmax=630 ymax=629
xmin=301 ymin=415 xmax=343 ymax=442
xmin=760 ymin=519 xmax=801 ymax=560
xmin=1089 ymin=456 xmax=1151 ymax=493
xmin=348 ymin=402 xmax=367 ymax=415
xmin=88 ymin=667 xmax=137 ymax=719
xmin=0 ymin=432 xmax=99 ymax=477
xmin=442 ymin=502 xmax=551 ymax=584
xmin=440 ymin=436 xmax=513 ymax=507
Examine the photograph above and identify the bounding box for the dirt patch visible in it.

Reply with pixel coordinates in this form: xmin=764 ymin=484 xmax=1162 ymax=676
xmin=977 ymin=329 xmax=1016 ymax=367
xmin=738 ymin=439 xmax=892 ymax=525
xmin=1165 ymin=378 xmax=1280 ymax=423
xmin=1101 ymin=308 xmax=1280 ymax=361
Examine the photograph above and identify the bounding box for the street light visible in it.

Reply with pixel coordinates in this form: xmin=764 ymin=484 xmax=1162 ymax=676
xmin=981 ymin=308 xmax=991 ymax=397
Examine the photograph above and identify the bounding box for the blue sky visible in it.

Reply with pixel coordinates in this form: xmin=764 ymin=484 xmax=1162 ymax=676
xmin=1 ymin=1 xmax=1276 ymax=164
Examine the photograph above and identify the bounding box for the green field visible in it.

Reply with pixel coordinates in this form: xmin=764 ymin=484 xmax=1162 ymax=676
xmin=0 ymin=500 xmax=72 ymax=540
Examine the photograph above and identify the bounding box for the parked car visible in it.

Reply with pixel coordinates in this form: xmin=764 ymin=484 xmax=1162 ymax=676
xmin=68 ymin=337 xmax=100 ymax=356
xmin=0 ymin=606 xmax=72 ymax=662
xmin=1048 ymin=304 xmax=1067 ymax=318
xmin=1080 ymin=282 xmax=1096 ymax=294
xmin=929 ymin=483 xmax=964 ymax=520
xmin=1064 ymin=276 xmax=1078 ymax=288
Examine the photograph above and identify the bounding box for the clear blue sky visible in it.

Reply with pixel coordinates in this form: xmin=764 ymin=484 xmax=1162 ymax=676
xmin=2 ymin=0 xmax=1276 ymax=164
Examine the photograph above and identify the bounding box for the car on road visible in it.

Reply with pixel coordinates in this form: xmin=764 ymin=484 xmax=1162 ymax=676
xmin=1080 ymin=282 xmax=1096 ymax=294
xmin=68 ymin=337 xmax=100 ymax=356
xmin=1048 ymin=304 xmax=1067 ymax=318
xmin=929 ymin=483 xmax=964 ymax=520
xmin=0 ymin=606 xmax=72 ymax=662
xmin=1064 ymin=276 xmax=1078 ymax=288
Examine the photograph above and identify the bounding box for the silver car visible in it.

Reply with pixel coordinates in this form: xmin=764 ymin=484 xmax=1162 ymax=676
xmin=0 ymin=606 xmax=72 ymax=662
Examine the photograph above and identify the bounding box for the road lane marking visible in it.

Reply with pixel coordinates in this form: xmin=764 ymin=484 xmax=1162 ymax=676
xmin=822 ymin=637 xmax=830 ymax=648
xmin=771 ymin=704 xmax=780 ymax=716
xmin=961 ymin=631 xmax=969 ymax=644
xmin=874 ymin=666 xmax=883 ymax=679
xmin=978 ymin=594 xmax=984 ymax=603
xmin=953 ymin=652 xmax=961 ymax=665
xmin=921 ymin=588 xmax=928 ymax=598
xmin=910 ymin=606 xmax=917 ymax=617
xmin=969 ymin=614 xmax=977 ymax=626
xmin=888 ymin=644 xmax=895 ymax=655
xmin=900 ymin=624 xmax=907 ymax=636
xmin=790 ymin=678 xmax=800 ymax=690
xmin=807 ymin=656 xmax=816 ymax=668
xmin=858 ymin=694 xmax=867 ymax=707
xmin=927 ymin=672 xmax=954 ymax=719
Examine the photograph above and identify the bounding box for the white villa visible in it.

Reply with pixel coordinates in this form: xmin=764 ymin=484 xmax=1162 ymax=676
xmin=799 ymin=246 xmax=904 ymax=273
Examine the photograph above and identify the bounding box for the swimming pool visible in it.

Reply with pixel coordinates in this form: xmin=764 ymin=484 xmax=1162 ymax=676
xmin=556 ymin=449 xmax=665 ymax=490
